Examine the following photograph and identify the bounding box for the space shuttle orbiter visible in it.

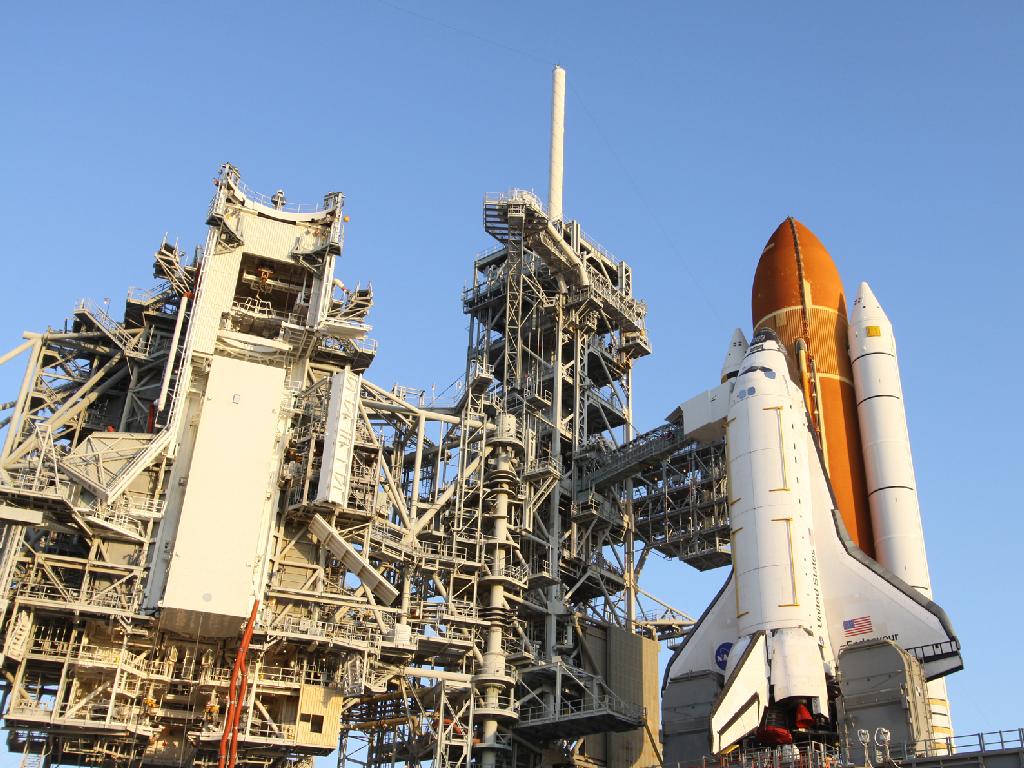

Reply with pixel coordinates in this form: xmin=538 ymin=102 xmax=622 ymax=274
xmin=666 ymin=328 xmax=960 ymax=753
xmin=664 ymin=218 xmax=960 ymax=752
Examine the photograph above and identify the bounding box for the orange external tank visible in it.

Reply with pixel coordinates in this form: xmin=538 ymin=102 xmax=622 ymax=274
xmin=751 ymin=218 xmax=875 ymax=557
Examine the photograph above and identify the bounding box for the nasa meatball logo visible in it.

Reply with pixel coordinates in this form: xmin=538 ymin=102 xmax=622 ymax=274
xmin=715 ymin=642 xmax=733 ymax=671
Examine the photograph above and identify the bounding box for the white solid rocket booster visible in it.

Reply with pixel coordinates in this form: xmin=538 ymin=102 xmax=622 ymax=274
xmin=848 ymin=282 xmax=930 ymax=596
xmin=849 ymin=282 xmax=952 ymax=738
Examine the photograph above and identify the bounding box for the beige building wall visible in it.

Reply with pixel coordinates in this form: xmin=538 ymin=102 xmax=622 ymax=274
xmin=582 ymin=624 xmax=661 ymax=767
xmin=160 ymin=356 xmax=285 ymax=635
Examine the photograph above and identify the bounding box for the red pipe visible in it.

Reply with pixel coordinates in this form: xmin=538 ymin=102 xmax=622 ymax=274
xmin=218 ymin=653 xmax=242 ymax=768
xmin=228 ymin=661 xmax=249 ymax=768
xmin=217 ymin=669 xmax=238 ymax=767
xmin=217 ymin=600 xmax=259 ymax=768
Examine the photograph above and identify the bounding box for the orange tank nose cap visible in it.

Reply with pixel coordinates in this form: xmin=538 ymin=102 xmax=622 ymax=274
xmin=752 ymin=217 xmax=847 ymax=327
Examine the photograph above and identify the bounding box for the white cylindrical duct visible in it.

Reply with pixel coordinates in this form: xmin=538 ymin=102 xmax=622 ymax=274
xmin=848 ymin=282 xmax=932 ymax=597
xmin=548 ymin=65 xmax=566 ymax=222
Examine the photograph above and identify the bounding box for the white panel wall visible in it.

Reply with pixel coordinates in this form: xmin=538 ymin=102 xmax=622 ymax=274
xmin=315 ymin=368 xmax=360 ymax=506
xmin=190 ymin=249 xmax=244 ymax=355
xmin=161 ymin=356 xmax=284 ymax=634
xmin=228 ymin=211 xmax=326 ymax=261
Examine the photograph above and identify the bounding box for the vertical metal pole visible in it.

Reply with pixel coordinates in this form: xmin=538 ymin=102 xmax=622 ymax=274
xmin=548 ymin=66 xmax=566 ymax=222
xmin=156 ymin=295 xmax=189 ymax=412
xmin=545 ymin=293 xmax=565 ymax=660
xmin=476 ymin=414 xmax=518 ymax=768
xmin=624 ymin=366 xmax=636 ymax=629
xmin=408 ymin=414 xmax=426 ymax=520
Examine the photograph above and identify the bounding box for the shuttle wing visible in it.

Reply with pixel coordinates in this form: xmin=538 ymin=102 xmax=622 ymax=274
xmin=664 ymin=575 xmax=740 ymax=683
xmin=804 ymin=430 xmax=962 ymax=680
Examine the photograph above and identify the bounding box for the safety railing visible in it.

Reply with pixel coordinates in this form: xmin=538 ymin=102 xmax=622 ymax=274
xmin=702 ymin=742 xmax=841 ymax=768
xmin=500 ymin=563 xmax=529 ymax=584
xmin=518 ymin=690 xmax=643 ymax=725
xmin=267 ymin=614 xmax=382 ymax=648
xmin=484 ymin=189 xmax=545 ymax=212
xmin=588 ymin=385 xmax=626 ymax=416
xmin=82 ymin=502 xmax=148 ymax=539
xmin=889 ymin=728 xmax=1024 ymax=760
xmin=473 ymin=692 xmax=519 ymax=715
xmin=245 ymin=720 xmax=297 ymax=741
xmin=578 ymin=227 xmax=622 ymax=265
xmin=2 ymin=467 xmax=64 ymax=495
xmin=317 ymin=335 xmax=379 ymax=357
xmin=75 ymin=300 xmax=148 ymax=356
xmin=18 ymin=581 xmax=143 ymax=613
xmin=225 ymin=167 xmax=341 ymax=215
xmin=7 ymin=699 xmax=54 ymax=720
xmin=126 ymin=283 xmax=173 ymax=306
xmin=254 ymin=665 xmax=305 ymax=685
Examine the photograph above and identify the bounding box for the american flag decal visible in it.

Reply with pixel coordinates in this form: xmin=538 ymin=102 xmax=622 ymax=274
xmin=843 ymin=616 xmax=873 ymax=637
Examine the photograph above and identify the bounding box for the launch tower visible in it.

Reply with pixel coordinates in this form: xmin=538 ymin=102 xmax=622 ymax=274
xmin=0 ymin=69 xmax=691 ymax=768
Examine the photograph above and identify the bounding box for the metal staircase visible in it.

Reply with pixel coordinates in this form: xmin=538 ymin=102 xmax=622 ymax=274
xmin=73 ymin=300 xmax=148 ymax=358
xmin=153 ymin=239 xmax=193 ymax=296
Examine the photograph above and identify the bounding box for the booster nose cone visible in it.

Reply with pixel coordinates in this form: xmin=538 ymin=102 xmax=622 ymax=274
xmin=721 ymin=329 xmax=749 ymax=382
xmin=849 ymin=282 xmax=895 ymax=361
xmin=851 ymin=281 xmax=882 ymax=317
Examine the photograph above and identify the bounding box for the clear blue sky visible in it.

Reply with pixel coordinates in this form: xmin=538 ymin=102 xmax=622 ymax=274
xmin=0 ymin=1 xmax=1021 ymax=755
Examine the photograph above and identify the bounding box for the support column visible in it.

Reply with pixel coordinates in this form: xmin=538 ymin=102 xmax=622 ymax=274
xmin=475 ymin=414 xmax=523 ymax=768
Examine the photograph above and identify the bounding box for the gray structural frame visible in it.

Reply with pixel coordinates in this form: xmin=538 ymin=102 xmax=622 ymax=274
xmin=0 ymin=160 xmax=691 ymax=768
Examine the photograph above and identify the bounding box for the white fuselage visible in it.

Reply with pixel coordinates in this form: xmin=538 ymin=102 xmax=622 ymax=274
xmin=727 ymin=338 xmax=830 ymax=705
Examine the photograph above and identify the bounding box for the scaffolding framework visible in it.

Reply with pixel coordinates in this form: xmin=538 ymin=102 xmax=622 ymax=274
xmin=0 ymin=168 xmax=689 ymax=768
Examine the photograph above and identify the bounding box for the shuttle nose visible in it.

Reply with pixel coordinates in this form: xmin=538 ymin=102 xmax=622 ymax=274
xmin=751 ymin=327 xmax=782 ymax=347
